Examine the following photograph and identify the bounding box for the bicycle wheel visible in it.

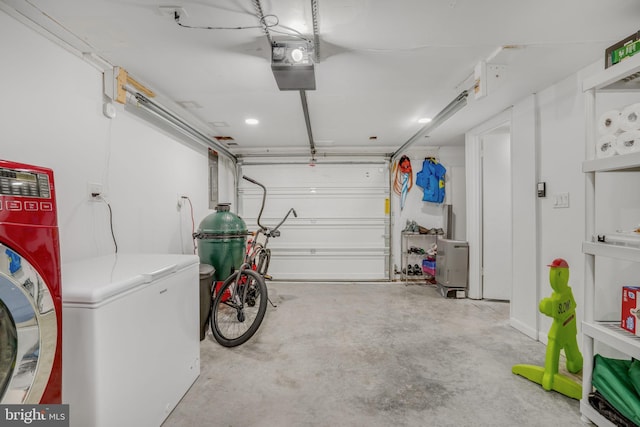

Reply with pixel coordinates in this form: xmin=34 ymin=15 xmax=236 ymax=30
xmin=256 ymin=248 xmax=271 ymax=277
xmin=211 ymin=269 xmax=268 ymax=347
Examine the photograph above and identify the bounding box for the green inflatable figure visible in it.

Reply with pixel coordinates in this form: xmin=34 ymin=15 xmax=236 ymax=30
xmin=512 ymin=258 xmax=583 ymax=400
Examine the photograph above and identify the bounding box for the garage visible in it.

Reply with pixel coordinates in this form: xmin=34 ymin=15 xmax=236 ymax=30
xmin=2 ymin=0 xmax=640 ymax=426
xmin=238 ymin=161 xmax=390 ymax=280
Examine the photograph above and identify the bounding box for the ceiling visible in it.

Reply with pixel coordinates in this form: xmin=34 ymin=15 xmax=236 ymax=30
xmin=3 ymin=0 xmax=640 ymax=157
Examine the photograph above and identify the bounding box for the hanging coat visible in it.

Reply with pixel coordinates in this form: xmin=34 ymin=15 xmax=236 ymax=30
xmin=416 ymin=158 xmax=446 ymax=203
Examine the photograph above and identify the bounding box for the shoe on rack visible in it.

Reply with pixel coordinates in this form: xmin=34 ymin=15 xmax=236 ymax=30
xmin=414 ymin=264 xmax=422 ymax=276
xmin=407 ymin=264 xmax=414 ymax=275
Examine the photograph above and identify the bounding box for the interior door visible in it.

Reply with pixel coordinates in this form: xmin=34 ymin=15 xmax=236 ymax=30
xmin=239 ymin=162 xmax=390 ymax=281
xmin=481 ymin=133 xmax=512 ymax=300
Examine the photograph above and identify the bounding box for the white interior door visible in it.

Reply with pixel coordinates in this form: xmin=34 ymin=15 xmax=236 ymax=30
xmin=481 ymin=133 xmax=512 ymax=300
xmin=239 ymin=162 xmax=390 ymax=280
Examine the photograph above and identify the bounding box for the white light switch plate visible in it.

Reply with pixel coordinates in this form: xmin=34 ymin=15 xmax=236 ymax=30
xmin=553 ymin=192 xmax=569 ymax=208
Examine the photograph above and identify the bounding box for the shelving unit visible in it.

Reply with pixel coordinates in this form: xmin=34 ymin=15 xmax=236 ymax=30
xmin=581 ymin=53 xmax=640 ymax=426
xmin=400 ymin=231 xmax=437 ymax=283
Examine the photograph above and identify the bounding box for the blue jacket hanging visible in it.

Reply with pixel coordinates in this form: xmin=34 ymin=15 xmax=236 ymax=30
xmin=416 ymin=158 xmax=446 ymax=203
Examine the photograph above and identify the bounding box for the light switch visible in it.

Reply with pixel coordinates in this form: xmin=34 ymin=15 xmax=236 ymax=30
xmin=553 ymin=193 xmax=569 ymax=208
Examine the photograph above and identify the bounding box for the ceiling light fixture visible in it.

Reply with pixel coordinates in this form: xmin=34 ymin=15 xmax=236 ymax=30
xmin=418 ymin=117 xmax=432 ymax=124
xmin=271 ymin=39 xmax=316 ymax=90
xmin=245 ymin=118 xmax=259 ymax=125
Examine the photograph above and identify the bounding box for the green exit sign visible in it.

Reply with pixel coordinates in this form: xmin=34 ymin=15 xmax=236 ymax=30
xmin=613 ymin=39 xmax=640 ymax=64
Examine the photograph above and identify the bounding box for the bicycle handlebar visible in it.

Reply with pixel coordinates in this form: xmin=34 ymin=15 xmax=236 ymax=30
xmin=270 ymin=208 xmax=296 ymax=236
xmin=243 ymin=175 xmax=267 ymax=230
xmin=242 ymin=175 xmax=296 ymax=236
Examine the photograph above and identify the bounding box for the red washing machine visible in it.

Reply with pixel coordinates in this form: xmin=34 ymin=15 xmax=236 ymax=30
xmin=0 ymin=160 xmax=61 ymax=404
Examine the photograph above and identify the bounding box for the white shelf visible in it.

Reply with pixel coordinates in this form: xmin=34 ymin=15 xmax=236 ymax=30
xmin=581 ymin=48 xmax=640 ymax=427
xmin=580 ymin=401 xmax=616 ymax=427
xmin=583 ymin=151 xmax=640 ymax=172
xmin=582 ymin=321 xmax=640 ymax=360
xmin=400 ymin=232 xmax=437 ymax=282
xmin=583 ymin=53 xmax=640 ymax=92
xmin=583 ymin=241 xmax=640 ymax=262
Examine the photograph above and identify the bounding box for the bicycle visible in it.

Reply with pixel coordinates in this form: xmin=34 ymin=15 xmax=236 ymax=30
xmin=210 ymin=175 xmax=296 ymax=347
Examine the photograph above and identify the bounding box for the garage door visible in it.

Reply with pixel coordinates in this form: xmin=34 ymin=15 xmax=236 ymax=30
xmin=238 ymin=162 xmax=390 ymax=280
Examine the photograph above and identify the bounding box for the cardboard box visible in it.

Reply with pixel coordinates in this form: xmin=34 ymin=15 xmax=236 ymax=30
xmin=606 ymin=31 xmax=640 ymax=69
xmin=621 ymin=286 xmax=640 ymax=334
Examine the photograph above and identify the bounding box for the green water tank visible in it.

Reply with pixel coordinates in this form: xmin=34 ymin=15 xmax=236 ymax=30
xmin=195 ymin=203 xmax=247 ymax=282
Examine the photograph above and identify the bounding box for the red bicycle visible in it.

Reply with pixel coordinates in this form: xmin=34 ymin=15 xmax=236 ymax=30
xmin=210 ymin=176 xmax=296 ymax=347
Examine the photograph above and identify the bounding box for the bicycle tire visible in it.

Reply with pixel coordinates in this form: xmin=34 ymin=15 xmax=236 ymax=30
xmin=211 ymin=269 xmax=268 ymax=347
xmin=256 ymin=248 xmax=271 ymax=276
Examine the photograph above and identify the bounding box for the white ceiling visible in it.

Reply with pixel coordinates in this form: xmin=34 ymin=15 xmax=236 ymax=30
xmin=3 ymin=0 xmax=640 ymax=157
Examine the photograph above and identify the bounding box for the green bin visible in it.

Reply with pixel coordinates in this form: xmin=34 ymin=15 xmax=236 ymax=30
xmin=194 ymin=203 xmax=247 ymax=282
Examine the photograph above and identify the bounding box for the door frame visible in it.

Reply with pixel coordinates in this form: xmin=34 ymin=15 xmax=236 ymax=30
xmin=465 ymin=109 xmax=512 ymax=300
xmin=480 ymin=131 xmax=512 ymax=300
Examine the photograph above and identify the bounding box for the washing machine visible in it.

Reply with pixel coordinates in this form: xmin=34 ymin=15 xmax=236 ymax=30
xmin=0 ymin=160 xmax=62 ymax=404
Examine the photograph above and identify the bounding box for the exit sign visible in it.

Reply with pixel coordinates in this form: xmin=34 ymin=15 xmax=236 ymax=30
xmin=612 ymin=39 xmax=640 ymax=64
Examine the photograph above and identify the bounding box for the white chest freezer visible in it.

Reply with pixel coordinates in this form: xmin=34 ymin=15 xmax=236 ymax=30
xmin=61 ymin=254 xmax=200 ymax=427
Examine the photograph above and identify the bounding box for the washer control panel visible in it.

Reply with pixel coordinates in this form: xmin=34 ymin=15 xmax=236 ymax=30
xmin=0 ymin=168 xmax=51 ymax=199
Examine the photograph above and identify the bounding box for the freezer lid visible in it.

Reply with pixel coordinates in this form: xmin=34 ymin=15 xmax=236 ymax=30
xmin=62 ymin=254 xmax=199 ymax=305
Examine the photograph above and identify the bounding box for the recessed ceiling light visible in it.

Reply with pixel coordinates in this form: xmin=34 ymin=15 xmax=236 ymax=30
xmin=245 ymin=118 xmax=259 ymax=125
xmin=418 ymin=117 xmax=432 ymax=124
xmin=210 ymin=121 xmax=229 ymax=127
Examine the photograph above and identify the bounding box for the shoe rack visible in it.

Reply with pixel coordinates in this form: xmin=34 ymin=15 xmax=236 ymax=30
xmin=400 ymin=231 xmax=439 ymax=283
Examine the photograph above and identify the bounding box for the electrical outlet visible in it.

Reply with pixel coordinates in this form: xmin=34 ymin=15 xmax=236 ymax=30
xmin=88 ymin=182 xmax=103 ymax=201
xmin=177 ymin=195 xmax=188 ymax=210
xmin=158 ymin=6 xmax=188 ymax=18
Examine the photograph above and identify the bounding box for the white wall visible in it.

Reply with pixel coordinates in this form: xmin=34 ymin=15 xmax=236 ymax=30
xmin=391 ymin=146 xmax=465 ymax=276
xmin=535 ymin=70 xmax=589 ymax=342
xmin=1 ymin=10 xmax=234 ymax=264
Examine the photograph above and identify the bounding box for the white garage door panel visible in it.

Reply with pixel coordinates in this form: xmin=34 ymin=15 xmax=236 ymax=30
xmin=240 ymin=190 xmax=387 ymax=219
xmin=265 ymin=254 xmax=387 ymax=280
xmin=239 ymin=162 xmax=389 ymax=280
xmin=268 ymin=221 xmax=388 ymax=247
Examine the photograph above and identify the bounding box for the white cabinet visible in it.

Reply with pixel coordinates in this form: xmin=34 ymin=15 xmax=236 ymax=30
xmin=581 ymin=53 xmax=640 ymax=426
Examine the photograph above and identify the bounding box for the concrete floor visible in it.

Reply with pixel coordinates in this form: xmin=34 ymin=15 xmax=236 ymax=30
xmin=163 ymin=282 xmax=586 ymax=427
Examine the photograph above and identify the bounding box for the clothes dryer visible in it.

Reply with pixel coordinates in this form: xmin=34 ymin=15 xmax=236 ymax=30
xmin=0 ymin=160 xmax=61 ymax=404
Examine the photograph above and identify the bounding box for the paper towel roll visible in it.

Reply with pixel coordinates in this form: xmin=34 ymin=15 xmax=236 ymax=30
xmin=615 ymin=130 xmax=640 ymax=155
xmin=598 ymin=110 xmax=621 ymax=135
xmin=597 ymin=134 xmax=618 ymax=158
xmin=620 ymin=103 xmax=640 ymax=132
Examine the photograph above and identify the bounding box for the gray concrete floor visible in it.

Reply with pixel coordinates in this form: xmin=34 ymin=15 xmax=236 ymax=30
xmin=163 ymin=282 xmax=586 ymax=427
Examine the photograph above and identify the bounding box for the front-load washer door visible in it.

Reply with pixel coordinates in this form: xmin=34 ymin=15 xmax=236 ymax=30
xmin=0 ymin=244 xmax=57 ymax=404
